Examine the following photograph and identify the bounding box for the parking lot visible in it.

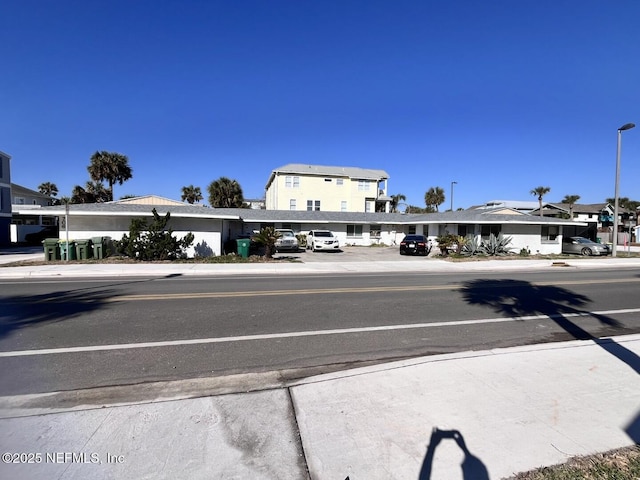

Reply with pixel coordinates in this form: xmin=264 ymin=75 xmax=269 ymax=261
xmin=274 ymin=245 xmax=433 ymax=263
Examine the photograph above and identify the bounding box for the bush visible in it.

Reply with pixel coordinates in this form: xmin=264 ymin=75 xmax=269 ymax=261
xmin=115 ymin=208 xmax=194 ymax=261
xmin=436 ymin=234 xmax=459 ymax=256
xmin=461 ymin=233 xmax=514 ymax=257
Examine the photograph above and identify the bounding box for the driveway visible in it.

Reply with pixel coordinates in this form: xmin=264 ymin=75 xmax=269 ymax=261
xmin=274 ymin=245 xmax=432 ymax=263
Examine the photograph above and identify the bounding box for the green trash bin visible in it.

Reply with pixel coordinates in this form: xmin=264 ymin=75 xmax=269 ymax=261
xmin=43 ymin=238 xmax=61 ymax=261
xmin=59 ymin=240 xmax=77 ymax=260
xmin=75 ymin=239 xmax=93 ymax=260
xmin=236 ymin=239 xmax=251 ymax=258
xmin=91 ymin=236 xmax=105 ymax=259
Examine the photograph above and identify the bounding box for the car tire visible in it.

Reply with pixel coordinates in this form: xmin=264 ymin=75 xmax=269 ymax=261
xmin=581 ymin=247 xmax=592 ymax=256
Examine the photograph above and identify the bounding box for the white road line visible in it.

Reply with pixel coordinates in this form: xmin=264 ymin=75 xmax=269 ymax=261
xmin=1 ymin=308 xmax=639 ymax=358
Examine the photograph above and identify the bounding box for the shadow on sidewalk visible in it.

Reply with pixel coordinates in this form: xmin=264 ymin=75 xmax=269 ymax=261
xmin=419 ymin=428 xmax=488 ymax=480
xmin=460 ymin=279 xmax=640 ymax=375
xmin=461 ymin=278 xmax=640 ymax=446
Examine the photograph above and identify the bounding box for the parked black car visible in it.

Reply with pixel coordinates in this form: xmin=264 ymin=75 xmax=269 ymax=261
xmin=24 ymin=226 xmax=59 ymax=245
xmin=399 ymin=235 xmax=430 ymax=256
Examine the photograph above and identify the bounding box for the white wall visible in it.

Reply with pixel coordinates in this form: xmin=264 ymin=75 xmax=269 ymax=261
xmin=65 ymin=215 xmax=224 ymax=257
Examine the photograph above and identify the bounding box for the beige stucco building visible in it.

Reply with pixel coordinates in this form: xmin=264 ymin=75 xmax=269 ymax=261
xmin=265 ymin=164 xmax=391 ymax=213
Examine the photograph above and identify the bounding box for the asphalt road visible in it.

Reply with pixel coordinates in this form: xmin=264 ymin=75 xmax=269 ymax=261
xmin=2 ymin=268 xmax=640 ymax=397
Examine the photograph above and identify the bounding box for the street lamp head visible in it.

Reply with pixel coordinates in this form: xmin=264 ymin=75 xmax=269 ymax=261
xmin=619 ymin=123 xmax=635 ymax=131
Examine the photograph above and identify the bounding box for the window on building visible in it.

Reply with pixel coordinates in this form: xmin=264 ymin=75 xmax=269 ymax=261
xmin=365 ymin=201 xmax=371 ymax=213
xmin=307 ymin=200 xmax=320 ymax=211
xmin=15 ymin=197 xmax=25 ymax=205
xmin=541 ymin=225 xmax=559 ymax=242
xmin=336 ymin=178 xmax=344 ymax=186
xmin=408 ymin=225 xmax=417 ymax=234
xmin=285 ymin=176 xmax=300 ymax=188
xmin=369 ymin=225 xmax=381 ymax=238
xmin=347 ymin=225 xmax=363 ymax=237
xmin=458 ymin=225 xmax=470 ymax=237
xmin=289 ymin=199 xmax=296 ymax=210
xmin=341 ymin=201 xmax=347 ymax=212
xmin=358 ymin=180 xmax=370 ymax=191
xmin=481 ymin=225 xmax=501 ymax=239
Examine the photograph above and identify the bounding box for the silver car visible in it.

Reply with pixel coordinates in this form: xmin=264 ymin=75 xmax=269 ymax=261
xmin=275 ymin=229 xmax=299 ymax=252
xmin=562 ymin=237 xmax=610 ymax=256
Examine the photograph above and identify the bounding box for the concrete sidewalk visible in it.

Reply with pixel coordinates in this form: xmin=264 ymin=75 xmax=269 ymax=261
xmin=1 ymin=336 xmax=639 ymax=479
xmin=1 ymin=247 xmax=640 ymax=278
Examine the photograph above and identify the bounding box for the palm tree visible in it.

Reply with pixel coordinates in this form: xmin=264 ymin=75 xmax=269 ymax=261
xmin=38 ymin=182 xmax=58 ymax=197
xmin=424 ymin=187 xmax=445 ymax=212
xmin=207 ymin=177 xmax=244 ymax=208
xmin=561 ymin=194 xmax=581 ymax=220
xmin=70 ymin=181 xmax=110 ymax=204
xmin=181 ymin=185 xmax=203 ymax=204
xmin=390 ymin=193 xmax=407 ymax=213
xmin=252 ymin=227 xmax=281 ymax=258
xmin=88 ymin=151 xmax=133 ymax=201
xmin=530 ymin=186 xmax=551 ymax=217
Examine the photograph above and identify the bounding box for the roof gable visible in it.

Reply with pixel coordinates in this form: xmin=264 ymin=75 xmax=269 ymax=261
xmin=112 ymin=195 xmax=186 ymax=206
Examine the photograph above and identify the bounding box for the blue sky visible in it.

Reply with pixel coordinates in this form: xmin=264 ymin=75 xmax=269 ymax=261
xmin=2 ymin=1 xmax=639 ymax=209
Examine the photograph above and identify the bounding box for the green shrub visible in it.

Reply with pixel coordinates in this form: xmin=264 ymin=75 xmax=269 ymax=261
xmin=436 ymin=234 xmax=459 ymax=256
xmin=461 ymin=236 xmax=482 ymax=256
xmin=461 ymin=234 xmax=514 ymax=257
xmin=115 ymin=208 xmax=194 ymax=261
xmin=481 ymin=233 xmax=513 ymax=256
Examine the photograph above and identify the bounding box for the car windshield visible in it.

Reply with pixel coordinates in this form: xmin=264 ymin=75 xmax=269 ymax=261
xmin=280 ymin=232 xmax=294 ymax=238
xmin=575 ymin=238 xmax=593 ymax=244
xmin=314 ymin=231 xmax=332 ymax=237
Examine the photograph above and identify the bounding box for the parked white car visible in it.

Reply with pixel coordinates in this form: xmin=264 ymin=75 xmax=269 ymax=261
xmin=275 ymin=229 xmax=299 ymax=252
xmin=307 ymin=230 xmax=340 ymax=252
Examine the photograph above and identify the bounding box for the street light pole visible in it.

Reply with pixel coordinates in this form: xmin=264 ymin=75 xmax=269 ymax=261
xmin=450 ymin=181 xmax=457 ymax=211
xmin=612 ymin=123 xmax=635 ymax=257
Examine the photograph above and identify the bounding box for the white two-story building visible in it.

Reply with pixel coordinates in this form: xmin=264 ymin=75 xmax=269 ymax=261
xmin=265 ymin=164 xmax=391 ymax=213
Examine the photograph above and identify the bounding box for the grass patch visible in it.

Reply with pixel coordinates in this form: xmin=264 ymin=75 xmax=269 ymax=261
xmin=507 ymin=445 xmax=640 ymax=479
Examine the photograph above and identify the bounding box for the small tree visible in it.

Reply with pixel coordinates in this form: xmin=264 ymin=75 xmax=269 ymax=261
xmin=181 ymin=185 xmax=203 ymax=204
xmin=531 ymin=186 xmax=551 ymax=217
xmin=88 ymin=151 xmax=133 ymax=201
xmin=390 ymin=193 xmax=407 ymax=213
xmin=38 ymin=182 xmax=58 ymax=197
xmin=207 ymin=177 xmax=244 ymax=208
xmin=561 ymin=194 xmax=581 ymax=219
xmin=435 ymin=233 xmax=458 ymax=256
xmin=425 ymin=187 xmax=446 ymax=212
xmin=116 ymin=209 xmax=194 ymax=260
xmin=251 ymin=227 xmax=281 ymax=259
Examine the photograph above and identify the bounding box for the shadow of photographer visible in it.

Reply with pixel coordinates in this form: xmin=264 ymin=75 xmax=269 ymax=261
xmin=419 ymin=428 xmax=488 ymax=480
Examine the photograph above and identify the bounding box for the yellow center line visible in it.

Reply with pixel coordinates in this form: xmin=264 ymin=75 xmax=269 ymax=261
xmin=104 ymin=277 xmax=640 ymax=302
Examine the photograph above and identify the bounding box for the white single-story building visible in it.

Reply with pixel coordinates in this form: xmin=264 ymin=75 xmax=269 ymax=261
xmin=27 ymin=197 xmax=583 ymax=257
